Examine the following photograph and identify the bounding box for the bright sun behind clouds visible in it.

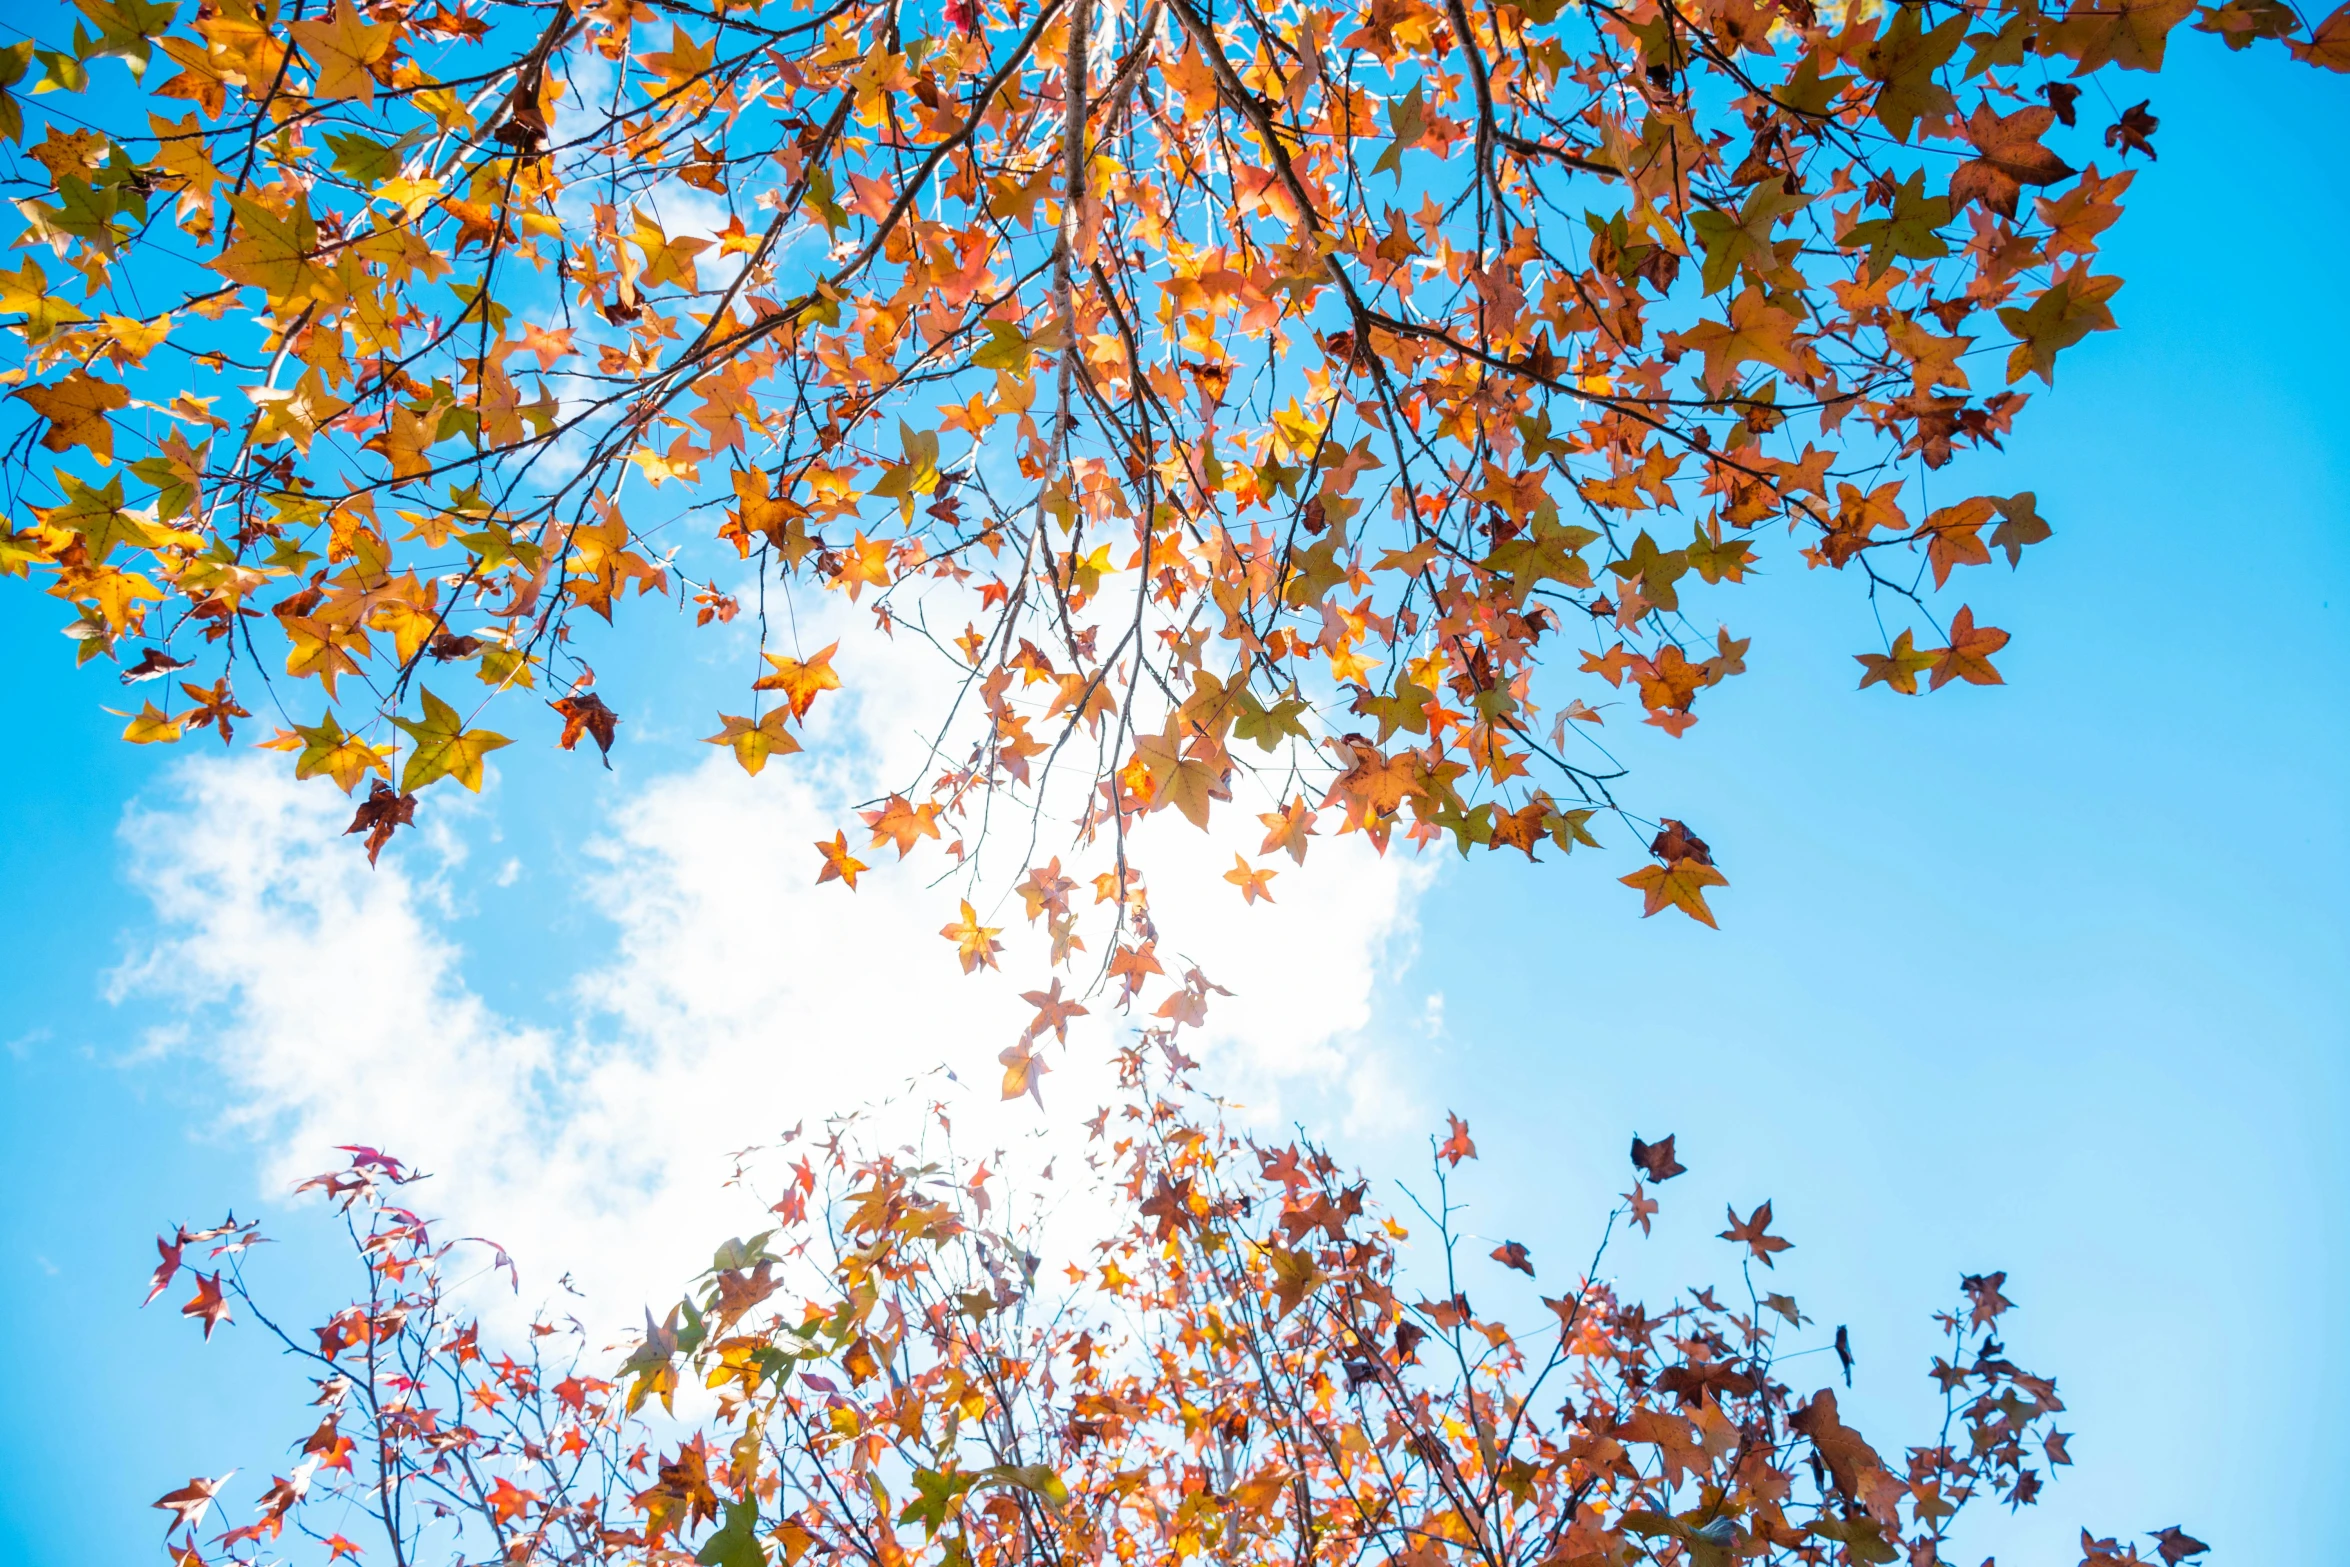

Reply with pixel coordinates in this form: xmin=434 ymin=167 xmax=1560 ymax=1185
xmin=112 ymin=733 xmax=1433 ymax=1330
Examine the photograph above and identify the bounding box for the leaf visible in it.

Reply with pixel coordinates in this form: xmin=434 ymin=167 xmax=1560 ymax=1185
xmin=2000 ymin=268 xmax=2123 ymax=385
xmin=1688 ymin=180 xmax=1810 ymax=295
xmin=180 ymin=1269 xmax=232 ymax=1337
xmin=862 ymin=794 xmax=941 ymax=857
xmin=1859 ymin=4 xmax=1966 ymax=140
xmin=1648 ymin=818 xmax=1712 ymax=866
xmin=1948 ymin=105 xmax=2076 ymax=218
xmin=976 ymin=1464 xmax=1069 ymax=1507
xmin=2105 ymin=100 xmax=2160 ymax=160
xmin=1620 ymin=858 xmax=1729 ymax=928
xmin=1928 ymin=607 xmax=2010 ymax=689
xmin=2047 ymin=0 xmax=2198 ymax=73
xmin=1222 ymin=854 xmax=1277 ymax=904
xmin=325 ymin=129 xmax=410 ymax=184
xmin=392 ymin=687 xmax=512 ymax=791
xmin=1439 ymin=1112 xmax=1476 ymax=1166
xmin=216 ymin=195 xmax=347 ymax=310
xmin=269 ymin=715 xmax=391 ymax=793
xmin=940 ymin=900 xmax=1002 ymax=974
xmin=751 ymin=641 xmax=841 ymax=719
xmin=1671 ymin=289 xmax=1813 ymax=398
xmin=34 ymin=472 xmax=154 ymax=563
xmin=971 ymin=320 xmax=1032 ymax=372
xmin=1490 ymin=1240 xmax=1534 ymax=1276
xmin=696 ymin=1500 xmax=768 ymax=1567
xmin=0 ymin=256 xmax=86 ymax=341
xmin=289 ymin=0 xmax=397 ymax=103
xmin=997 ymin=1039 xmax=1048 ymax=1104
xmin=706 ymin=710 xmax=800 ymax=775
xmin=1371 ymin=82 xmax=1426 ymax=178
xmin=1854 ymin=629 xmax=1936 ymax=695
xmin=344 ymin=779 xmax=417 ymax=865
xmin=1719 ymin=1201 xmax=1793 ymax=1266
xmin=16 ymin=370 xmax=130 ymax=459
xmin=1266 ymin=1246 xmax=1329 ymax=1317
xmin=120 ymin=699 xmax=183 ymax=743
xmin=2288 ymin=2 xmax=2350 ymax=67
xmin=1630 ymin=1134 xmax=1686 ymax=1182
xmin=153 ymin=1474 xmax=233 ymax=1533
xmin=1808 ymin=1514 xmax=1897 ymax=1565
xmin=814 ymin=830 xmax=867 ymax=888
xmin=552 ymin=691 xmax=619 ymax=760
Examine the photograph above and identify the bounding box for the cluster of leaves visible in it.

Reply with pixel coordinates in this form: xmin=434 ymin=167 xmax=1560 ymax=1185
xmin=146 ymin=1065 xmax=2212 ymax=1567
xmin=3 ymin=0 xmax=2343 ymax=1054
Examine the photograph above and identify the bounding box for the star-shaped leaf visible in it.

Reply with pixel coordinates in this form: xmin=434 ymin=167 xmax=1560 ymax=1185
xmin=290 ymin=0 xmax=396 ymax=103
xmin=392 ymin=687 xmax=512 ymax=791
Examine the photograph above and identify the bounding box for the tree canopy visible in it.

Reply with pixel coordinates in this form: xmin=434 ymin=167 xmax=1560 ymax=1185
xmin=0 ymin=0 xmax=2339 ymax=1049
xmin=144 ymin=1082 xmax=2207 ymax=1567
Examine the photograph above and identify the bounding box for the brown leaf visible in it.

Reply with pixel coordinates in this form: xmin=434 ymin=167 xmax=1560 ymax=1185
xmin=2105 ymin=100 xmax=2160 ymax=160
xmin=1648 ymin=818 xmax=1713 ymax=866
xmin=1949 ymin=104 xmax=2076 ymax=217
xmin=552 ymin=691 xmax=619 ymax=761
xmin=121 ymin=647 xmax=196 ymax=683
xmin=1720 ymin=1200 xmax=1793 ymax=1266
xmin=1928 ymin=606 xmax=2010 ymax=689
xmin=1630 ymin=1134 xmax=1687 ymax=1182
xmin=2150 ymin=1528 xmax=2209 ymax=1565
xmin=1489 ymin=1240 xmax=1534 ymax=1276
xmin=345 ymin=780 xmax=417 ymax=866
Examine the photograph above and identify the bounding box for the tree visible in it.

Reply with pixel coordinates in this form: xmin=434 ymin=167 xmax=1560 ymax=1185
xmin=143 ymin=1070 xmax=2205 ymax=1567
xmin=1 ymin=0 xmax=2342 ymax=1057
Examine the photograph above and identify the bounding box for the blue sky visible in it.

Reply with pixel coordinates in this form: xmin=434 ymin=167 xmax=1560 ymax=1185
xmin=2 ymin=34 xmax=2344 ymax=1567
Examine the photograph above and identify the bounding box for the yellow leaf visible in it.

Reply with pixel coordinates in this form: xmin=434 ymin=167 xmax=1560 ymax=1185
xmin=997 ymin=1040 xmax=1049 ymax=1105
xmin=217 ymin=195 xmax=348 ymax=310
xmin=750 ymin=641 xmax=841 ymax=719
xmin=940 ymin=900 xmax=1003 ymax=974
xmin=392 ymin=687 xmax=511 ymax=791
xmin=245 ymin=366 xmax=350 ymax=455
xmin=1266 ymin=1247 xmax=1329 ymax=1317
xmin=630 ymin=208 xmax=711 ymax=291
xmin=120 ymin=701 xmax=184 ymax=744
xmin=289 ymin=0 xmax=396 ymax=103
xmin=1619 ymin=858 xmax=1729 ymax=928
xmin=272 ymin=714 xmax=392 ymax=793
xmin=98 ymin=313 xmax=173 ymax=368
xmin=705 ymin=709 xmax=800 ymax=775
xmin=1133 ymin=731 xmax=1225 ymax=828
xmin=282 ymin=615 xmax=369 ymax=697
xmin=0 ymin=257 xmax=88 ymax=343
xmin=16 ymin=370 xmax=130 ymax=461
xmin=32 ymin=472 xmax=154 ymax=563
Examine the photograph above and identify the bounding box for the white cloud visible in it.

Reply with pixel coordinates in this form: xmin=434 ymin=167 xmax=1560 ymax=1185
xmin=113 ymin=721 xmax=1433 ymax=1332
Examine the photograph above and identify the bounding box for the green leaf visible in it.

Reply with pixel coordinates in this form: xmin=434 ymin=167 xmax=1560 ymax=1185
xmin=696 ymin=1500 xmax=769 ymax=1567
xmin=326 ymin=129 xmax=413 ymax=185
xmin=806 ymin=165 xmax=847 ymax=233
xmin=709 ymin=1232 xmax=777 ymax=1273
xmin=897 ymin=1468 xmax=977 ymax=1537
xmin=391 ymin=687 xmax=512 ymax=792
xmin=971 ymin=319 xmax=1031 ymax=373
xmin=1372 ymin=83 xmax=1425 ymax=179
xmin=1810 ymin=1516 xmax=1897 ymax=1565
xmin=977 ymin=1464 xmax=1069 ymax=1507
